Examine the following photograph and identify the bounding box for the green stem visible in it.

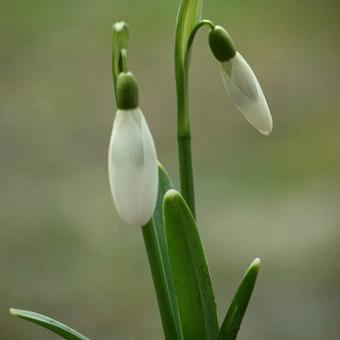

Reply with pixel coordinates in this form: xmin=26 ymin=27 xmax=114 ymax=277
xmin=175 ymin=60 xmax=195 ymax=216
xmin=187 ymin=20 xmax=214 ymax=52
xmin=175 ymin=18 xmax=214 ymax=218
xmin=177 ymin=132 xmax=195 ymax=217
xmin=112 ymin=22 xmax=129 ymax=98
xmin=120 ymin=49 xmax=128 ymax=73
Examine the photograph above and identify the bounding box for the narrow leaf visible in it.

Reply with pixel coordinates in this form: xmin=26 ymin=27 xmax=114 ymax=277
xmin=164 ymin=190 xmax=219 ymax=340
xmin=142 ymin=164 xmax=183 ymax=340
xmin=10 ymin=308 xmax=89 ymax=340
xmin=175 ymin=0 xmax=202 ymax=62
xmin=216 ymin=258 xmax=261 ymax=340
xmin=174 ymin=0 xmax=203 ymax=133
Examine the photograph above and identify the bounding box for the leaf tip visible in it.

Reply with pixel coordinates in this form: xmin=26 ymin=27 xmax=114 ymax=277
xmin=251 ymin=257 xmax=261 ymax=268
xmin=246 ymin=257 xmax=261 ymax=278
xmin=157 ymin=161 xmax=167 ymax=176
xmin=9 ymin=308 xmax=17 ymax=316
xmin=164 ymin=189 xmax=180 ymax=202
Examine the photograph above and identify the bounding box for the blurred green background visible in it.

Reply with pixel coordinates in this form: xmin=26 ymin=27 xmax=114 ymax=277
xmin=1 ymin=0 xmax=339 ymax=339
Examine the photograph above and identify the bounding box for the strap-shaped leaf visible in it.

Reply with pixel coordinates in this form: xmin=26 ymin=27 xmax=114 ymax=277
xmin=10 ymin=308 xmax=90 ymax=340
xmin=216 ymin=258 xmax=261 ymax=340
xmin=163 ymin=190 xmax=218 ymax=340
xmin=175 ymin=0 xmax=202 ymax=62
xmin=142 ymin=164 xmax=183 ymax=340
xmin=175 ymin=0 xmax=203 ymax=132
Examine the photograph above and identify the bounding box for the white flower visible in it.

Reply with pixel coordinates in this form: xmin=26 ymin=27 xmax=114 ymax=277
xmin=108 ymin=107 xmax=158 ymax=226
xmin=220 ymin=52 xmax=272 ymax=135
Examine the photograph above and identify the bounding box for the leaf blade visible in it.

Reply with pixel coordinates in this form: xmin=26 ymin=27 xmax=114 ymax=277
xmin=10 ymin=308 xmax=90 ymax=340
xmin=142 ymin=164 xmax=183 ymax=340
xmin=216 ymin=258 xmax=261 ymax=340
xmin=175 ymin=0 xmax=203 ymax=62
xmin=175 ymin=0 xmax=203 ymax=135
xmin=164 ymin=190 xmax=219 ymax=340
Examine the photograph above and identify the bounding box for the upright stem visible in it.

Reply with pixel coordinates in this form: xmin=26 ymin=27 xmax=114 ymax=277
xmin=175 ymin=14 xmax=214 ymax=218
xmin=120 ymin=49 xmax=128 ymax=72
xmin=178 ymin=134 xmax=195 ymax=218
xmin=176 ymin=63 xmax=196 ymax=217
xmin=175 ymin=0 xmax=199 ymax=217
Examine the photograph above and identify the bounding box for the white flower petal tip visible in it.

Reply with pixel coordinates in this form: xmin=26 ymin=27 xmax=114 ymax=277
xmin=108 ymin=108 xmax=158 ymax=226
xmin=220 ymin=52 xmax=273 ymax=136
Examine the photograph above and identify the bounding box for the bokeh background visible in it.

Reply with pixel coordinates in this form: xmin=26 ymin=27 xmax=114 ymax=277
xmin=1 ymin=0 xmax=340 ymax=339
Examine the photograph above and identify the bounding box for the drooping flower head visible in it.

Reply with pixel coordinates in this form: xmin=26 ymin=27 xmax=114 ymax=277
xmin=209 ymin=26 xmax=273 ymax=135
xmin=108 ymin=72 xmax=158 ymax=226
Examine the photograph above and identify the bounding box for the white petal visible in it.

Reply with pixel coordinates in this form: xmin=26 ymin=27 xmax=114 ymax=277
xmin=221 ymin=52 xmax=272 ymax=135
xmin=108 ymin=108 xmax=158 ymax=226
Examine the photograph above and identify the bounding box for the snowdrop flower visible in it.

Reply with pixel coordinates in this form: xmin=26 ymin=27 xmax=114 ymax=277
xmin=108 ymin=72 xmax=158 ymax=226
xmin=209 ymin=26 xmax=272 ymax=135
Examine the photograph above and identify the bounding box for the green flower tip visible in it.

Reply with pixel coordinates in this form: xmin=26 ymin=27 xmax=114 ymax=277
xmin=209 ymin=25 xmax=236 ymax=62
xmin=116 ymin=72 xmax=139 ymax=110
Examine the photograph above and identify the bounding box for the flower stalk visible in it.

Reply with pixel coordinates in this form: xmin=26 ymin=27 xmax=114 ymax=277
xmin=175 ymin=0 xmax=204 ymax=217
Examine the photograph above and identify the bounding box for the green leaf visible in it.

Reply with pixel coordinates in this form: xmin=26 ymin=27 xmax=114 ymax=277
xmin=175 ymin=0 xmax=203 ymax=62
xmin=142 ymin=164 xmax=183 ymax=340
xmin=175 ymin=0 xmax=203 ymax=135
xmin=10 ymin=308 xmax=90 ymax=340
xmin=216 ymin=258 xmax=261 ymax=340
xmin=163 ymin=189 xmax=219 ymax=340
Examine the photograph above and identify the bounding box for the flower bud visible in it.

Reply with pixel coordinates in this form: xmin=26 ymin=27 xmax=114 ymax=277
xmin=220 ymin=52 xmax=272 ymax=135
xmin=108 ymin=73 xmax=158 ymax=226
xmin=209 ymin=25 xmax=272 ymax=135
